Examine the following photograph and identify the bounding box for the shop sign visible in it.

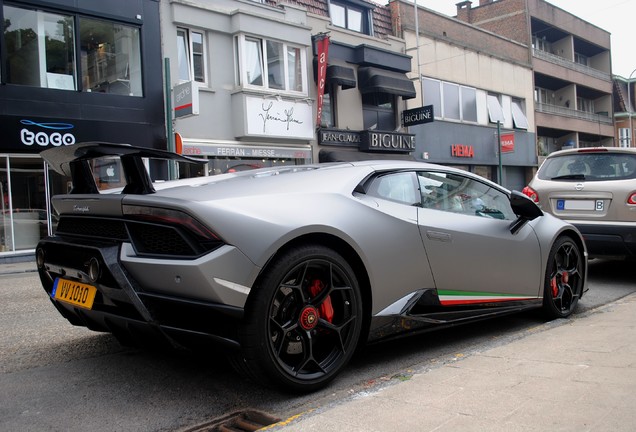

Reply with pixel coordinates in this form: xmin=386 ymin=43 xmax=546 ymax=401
xmin=180 ymin=141 xmax=311 ymax=159
xmin=319 ymin=128 xmax=361 ymax=147
xmin=451 ymin=144 xmax=474 ymax=158
xmin=501 ymin=133 xmax=515 ymax=153
xmin=0 ymin=115 xmax=160 ymax=153
xmin=401 ymin=105 xmax=434 ymax=127
xmin=246 ymin=96 xmax=313 ymax=140
xmin=173 ymin=81 xmax=199 ymax=119
xmin=360 ymin=131 xmax=416 ymax=153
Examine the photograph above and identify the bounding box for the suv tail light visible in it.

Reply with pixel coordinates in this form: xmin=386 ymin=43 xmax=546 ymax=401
xmin=628 ymin=193 xmax=636 ymax=205
xmin=521 ymin=186 xmax=539 ymax=203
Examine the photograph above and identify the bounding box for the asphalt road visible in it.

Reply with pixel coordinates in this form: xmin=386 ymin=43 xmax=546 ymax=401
xmin=0 ymin=258 xmax=633 ymax=432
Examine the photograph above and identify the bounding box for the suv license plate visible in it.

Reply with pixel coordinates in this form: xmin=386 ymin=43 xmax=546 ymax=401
xmin=556 ymin=199 xmax=601 ymax=211
xmin=52 ymin=278 xmax=97 ymax=310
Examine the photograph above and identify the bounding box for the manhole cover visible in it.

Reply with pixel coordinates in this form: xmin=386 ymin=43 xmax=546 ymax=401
xmin=183 ymin=410 xmax=281 ymax=432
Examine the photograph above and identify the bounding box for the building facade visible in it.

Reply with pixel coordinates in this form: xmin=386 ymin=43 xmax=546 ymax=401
xmin=162 ymin=0 xmax=315 ymax=176
xmin=162 ymin=0 xmax=417 ymax=173
xmin=391 ymin=0 xmax=536 ymax=191
xmin=613 ymin=75 xmax=635 ymax=148
xmin=0 ymin=0 xmax=165 ymax=256
xmin=287 ymin=0 xmax=417 ymax=162
xmin=454 ymin=0 xmax=614 ymax=160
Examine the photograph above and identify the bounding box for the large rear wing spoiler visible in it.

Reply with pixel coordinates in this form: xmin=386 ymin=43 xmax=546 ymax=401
xmin=41 ymin=142 xmax=206 ymax=195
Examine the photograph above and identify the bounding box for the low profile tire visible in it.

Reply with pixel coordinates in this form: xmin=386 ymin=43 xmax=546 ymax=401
xmin=542 ymin=236 xmax=584 ymax=319
xmin=234 ymin=245 xmax=363 ymax=392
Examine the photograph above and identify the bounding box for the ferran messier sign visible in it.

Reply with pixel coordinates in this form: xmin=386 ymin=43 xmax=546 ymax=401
xmin=246 ymin=96 xmax=314 ymax=139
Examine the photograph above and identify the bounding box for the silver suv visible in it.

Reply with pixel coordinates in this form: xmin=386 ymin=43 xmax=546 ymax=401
xmin=523 ymin=147 xmax=636 ymax=258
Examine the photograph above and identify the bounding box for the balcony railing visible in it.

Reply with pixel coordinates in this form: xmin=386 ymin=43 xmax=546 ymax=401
xmin=536 ymin=102 xmax=613 ymax=124
xmin=533 ymin=49 xmax=611 ymax=81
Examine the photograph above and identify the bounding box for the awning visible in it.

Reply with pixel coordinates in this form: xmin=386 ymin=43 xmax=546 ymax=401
xmin=327 ymin=65 xmax=356 ymax=89
xmin=319 ymin=149 xmax=415 ymax=163
xmin=358 ymin=67 xmax=416 ymax=99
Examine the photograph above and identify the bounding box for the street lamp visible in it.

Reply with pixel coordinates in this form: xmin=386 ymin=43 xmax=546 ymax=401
xmin=628 ymin=68 xmax=636 ymax=148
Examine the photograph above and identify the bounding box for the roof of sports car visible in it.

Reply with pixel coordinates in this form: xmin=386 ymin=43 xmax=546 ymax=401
xmin=145 ymin=159 xmax=443 ymax=201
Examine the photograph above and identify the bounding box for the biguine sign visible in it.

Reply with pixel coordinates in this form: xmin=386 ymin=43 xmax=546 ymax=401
xmin=360 ymin=131 xmax=415 ymax=153
xmin=401 ymin=105 xmax=434 ymax=127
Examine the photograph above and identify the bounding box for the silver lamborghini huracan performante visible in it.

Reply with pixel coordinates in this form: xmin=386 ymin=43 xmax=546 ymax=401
xmin=37 ymin=143 xmax=587 ymax=392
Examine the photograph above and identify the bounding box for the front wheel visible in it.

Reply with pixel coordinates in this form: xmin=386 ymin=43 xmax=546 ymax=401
xmin=542 ymin=236 xmax=584 ymax=319
xmin=234 ymin=245 xmax=363 ymax=392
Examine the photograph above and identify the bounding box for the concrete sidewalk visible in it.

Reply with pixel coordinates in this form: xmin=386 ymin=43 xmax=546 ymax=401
xmin=0 ymin=259 xmax=37 ymax=275
xmin=273 ymin=294 xmax=636 ymax=431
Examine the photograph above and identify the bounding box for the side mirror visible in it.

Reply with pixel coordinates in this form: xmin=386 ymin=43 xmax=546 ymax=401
xmin=509 ymin=190 xmax=543 ymax=234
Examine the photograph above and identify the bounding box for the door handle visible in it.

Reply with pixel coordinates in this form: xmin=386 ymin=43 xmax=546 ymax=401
xmin=426 ymin=230 xmax=451 ymax=242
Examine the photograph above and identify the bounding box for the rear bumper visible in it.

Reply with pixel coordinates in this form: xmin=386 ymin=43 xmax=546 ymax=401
xmin=571 ymin=222 xmax=636 ymax=257
xmin=36 ymin=236 xmax=249 ymax=350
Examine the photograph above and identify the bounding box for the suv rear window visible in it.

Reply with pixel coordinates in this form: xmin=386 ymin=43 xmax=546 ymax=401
xmin=537 ymin=153 xmax=636 ymax=181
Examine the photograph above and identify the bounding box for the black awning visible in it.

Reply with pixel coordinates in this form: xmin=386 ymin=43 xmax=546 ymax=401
xmin=319 ymin=149 xmax=415 ymax=163
xmin=358 ymin=67 xmax=416 ymax=99
xmin=327 ymin=65 xmax=356 ymax=89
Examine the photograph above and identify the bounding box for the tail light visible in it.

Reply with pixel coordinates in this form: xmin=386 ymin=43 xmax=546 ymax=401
xmin=521 ymin=186 xmax=539 ymax=203
xmin=122 ymin=205 xmax=221 ymax=241
xmin=628 ymin=193 xmax=636 ymax=205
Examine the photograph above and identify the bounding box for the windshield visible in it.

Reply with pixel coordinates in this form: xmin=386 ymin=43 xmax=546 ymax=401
xmin=538 ymin=153 xmax=636 ymax=181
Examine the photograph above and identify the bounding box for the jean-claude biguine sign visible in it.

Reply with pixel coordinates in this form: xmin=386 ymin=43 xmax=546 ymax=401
xmin=360 ymin=131 xmax=415 ymax=153
xmin=401 ymin=105 xmax=434 ymax=127
xmin=319 ymin=128 xmax=415 ymax=153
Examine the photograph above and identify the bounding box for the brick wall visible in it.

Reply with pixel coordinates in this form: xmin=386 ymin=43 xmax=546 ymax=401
xmin=392 ymin=0 xmax=529 ymax=65
xmin=454 ymin=0 xmax=529 ymax=45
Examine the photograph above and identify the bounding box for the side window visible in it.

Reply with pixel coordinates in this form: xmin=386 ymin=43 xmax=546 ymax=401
xmin=418 ymin=171 xmax=515 ymax=220
xmin=368 ymin=172 xmax=419 ymax=206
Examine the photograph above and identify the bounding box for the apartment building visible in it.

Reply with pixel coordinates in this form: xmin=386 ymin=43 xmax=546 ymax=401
xmin=390 ymin=0 xmax=536 ymax=190
xmin=455 ymin=0 xmax=614 ymax=159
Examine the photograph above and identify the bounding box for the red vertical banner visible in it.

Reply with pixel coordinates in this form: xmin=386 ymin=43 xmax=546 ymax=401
xmin=315 ymin=35 xmax=330 ymax=126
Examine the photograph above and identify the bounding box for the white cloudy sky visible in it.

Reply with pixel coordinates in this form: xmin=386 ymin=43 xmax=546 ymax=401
xmin=412 ymin=0 xmax=634 ymax=78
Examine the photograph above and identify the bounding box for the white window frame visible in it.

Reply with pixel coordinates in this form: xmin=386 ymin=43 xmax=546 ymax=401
xmin=511 ymin=99 xmax=529 ymax=130
xmin=177 ymin=27 xmax=207 ymax=85
xmin=329 ymin=1 xmax=372 ymax=35
xmin=235 ymin=34 xmax=307 ymax=95
xmin=423 ymin=78 xmax=477 ymax=123
xmin=487 ymin=94 xmax=505 ymax=123
xmin=619 ymin=127 xmax=631 ymax=148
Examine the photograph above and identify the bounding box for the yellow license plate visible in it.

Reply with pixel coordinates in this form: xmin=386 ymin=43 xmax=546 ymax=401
xmin=52 ymin=278 xmax=97 ymax=310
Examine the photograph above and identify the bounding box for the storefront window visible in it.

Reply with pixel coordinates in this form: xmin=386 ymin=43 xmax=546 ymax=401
xmin=80 ymin=17 xmax=142 ymax=96
xmin=0 ymin=157 xmax=12 ymax=252
xmin=0 ymin=157 xmax=48 ymax=252
xmin=4 ymin=6 xmax=76 ymax=90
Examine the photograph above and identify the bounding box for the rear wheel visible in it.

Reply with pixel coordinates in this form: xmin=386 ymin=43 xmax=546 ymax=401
xmin=542 ymin=236 xmax=584 ymax=319
xmin=234 ymin=245 xmax=363 ymax=392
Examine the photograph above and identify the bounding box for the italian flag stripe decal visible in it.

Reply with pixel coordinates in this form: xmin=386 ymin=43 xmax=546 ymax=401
xmin=437 ymin=290 xmax=541 ymax=306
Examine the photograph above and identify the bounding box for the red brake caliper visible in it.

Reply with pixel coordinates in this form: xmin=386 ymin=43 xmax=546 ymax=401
xmin=551 ymin=271 xmax=569 ymax=297
xmin=309 ymin=279 xmax=334 ymax=323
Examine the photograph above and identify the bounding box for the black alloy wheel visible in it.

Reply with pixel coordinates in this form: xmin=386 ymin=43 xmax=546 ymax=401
xmin=543 ymin=236 xmax=584 ymax=319
xmin=235 ymin=245 xmax=363 ymax=392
